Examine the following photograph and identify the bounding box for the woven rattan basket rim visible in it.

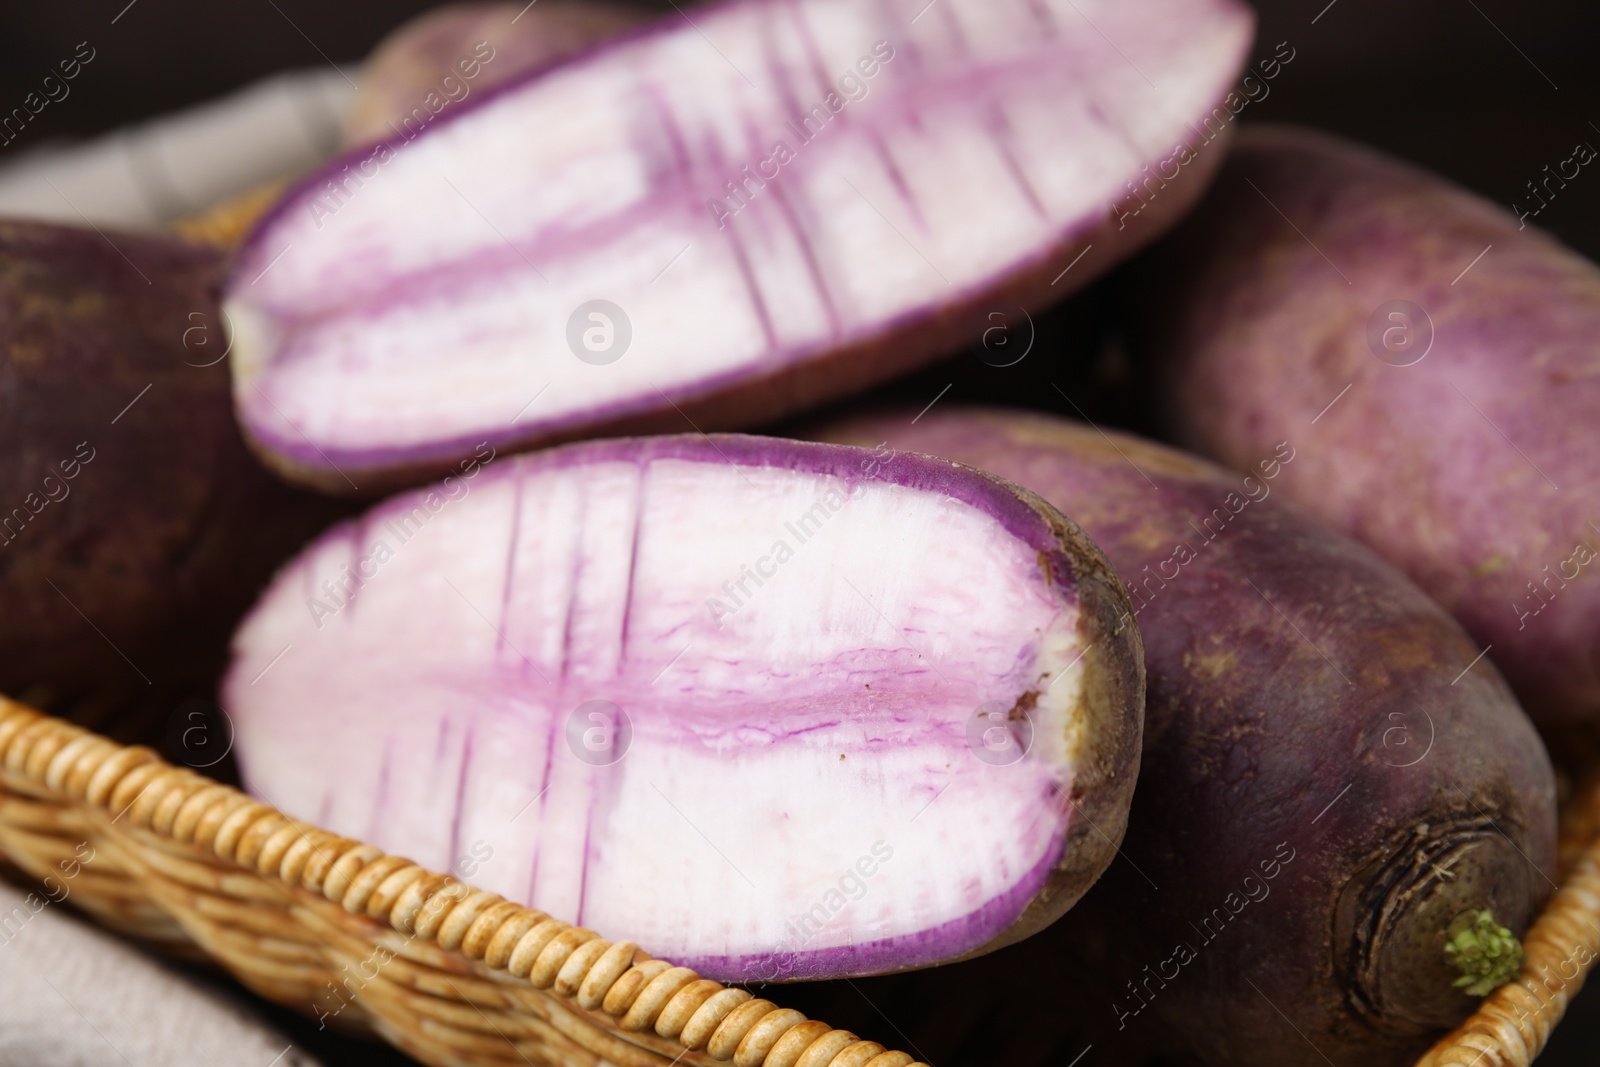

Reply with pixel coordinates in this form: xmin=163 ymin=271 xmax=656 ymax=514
xmin=3 ymin=695 xmax=1599 ymax=1067
xmin=0 ymin=697 xmax=928 ymax=1067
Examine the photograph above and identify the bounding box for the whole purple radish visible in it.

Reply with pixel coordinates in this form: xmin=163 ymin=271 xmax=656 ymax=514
xmin=223 ymin=434 xmax=1145 ymax=981
xmin=225 ymin=0 xmax=1254 ymax=493
xmin=344 ymin=1 xmax=656 ymax=146
xmin=0 ymin=219 xmax=346 ymax=724
xmin=1130 ymin=124 xmax=1600 ymax=723
xmin=813 ymin=406 xmax=1556 ymax=1067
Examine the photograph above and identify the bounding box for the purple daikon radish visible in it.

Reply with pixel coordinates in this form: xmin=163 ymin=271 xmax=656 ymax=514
xmin=225 ymin=0 xmax=1254 ymax=493
xmin=1129 ymin=125 xmax=1600 ymax=724
xmin=223 ymin=434 xmax=1144 ymax=980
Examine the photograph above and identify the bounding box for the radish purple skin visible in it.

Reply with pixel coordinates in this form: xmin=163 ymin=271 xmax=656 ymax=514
xmin=223 ymin=433 xmax=1145 ymax=980
xmin=811 ymin=407 xmax=1556 ymax=1067
xmin=0 ymin=219 xmax=347 ymax=721
xmin=1130 ymin=124 xmax=1600 ymax=724
xmin=225 ymin=0 xmax=1254 ymax=495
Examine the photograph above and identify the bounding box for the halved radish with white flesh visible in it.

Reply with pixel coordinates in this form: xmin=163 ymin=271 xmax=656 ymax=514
xmin=224 ymin=435 xmax=1144 ymax=980
xmin=226 ymin=0 xmax=1254 ymax=492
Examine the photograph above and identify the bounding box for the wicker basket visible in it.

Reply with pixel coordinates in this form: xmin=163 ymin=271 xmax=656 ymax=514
xmin=1 ymin=694 xmax=1597 ymax=1067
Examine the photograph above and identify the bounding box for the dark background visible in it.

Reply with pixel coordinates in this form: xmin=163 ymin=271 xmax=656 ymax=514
xmin=3 ymin=0 xmax=1598 ymax=257
xmin=3 ymin=1 xmax=1598 ymax=1065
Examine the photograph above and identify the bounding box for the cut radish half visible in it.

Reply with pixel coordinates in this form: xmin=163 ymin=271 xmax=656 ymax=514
xmin=225 ymin=0 xmax=1253 ymax=492
xmin=224 ymin=435 xmax=1144 ymax=980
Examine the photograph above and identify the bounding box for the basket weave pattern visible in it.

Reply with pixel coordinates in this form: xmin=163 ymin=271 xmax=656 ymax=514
xmin=3 ymin=693 xmax=1599 ymax=1067
xmin=1415 ymin=763 xmax=1600 ymax=1066
xmin=0 ymin=698 xmax=924 ymax=1067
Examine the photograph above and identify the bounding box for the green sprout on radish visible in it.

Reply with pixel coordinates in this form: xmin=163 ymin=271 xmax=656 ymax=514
xmin=1446 ymin=910 xmax=1525 ymax=997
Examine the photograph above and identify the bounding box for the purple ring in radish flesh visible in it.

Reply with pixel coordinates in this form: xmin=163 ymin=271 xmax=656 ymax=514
xmin=224 ymin=434 xmax=1145 ymax=980
xmin=223 ymin=0 xmax=1254 ymax=493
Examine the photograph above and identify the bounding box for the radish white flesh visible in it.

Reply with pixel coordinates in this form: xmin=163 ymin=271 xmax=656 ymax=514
xmin=226 ymin=0 xmax=1253 ymax=492
xmin=224 ymin=436 xmax=1143 ymax=980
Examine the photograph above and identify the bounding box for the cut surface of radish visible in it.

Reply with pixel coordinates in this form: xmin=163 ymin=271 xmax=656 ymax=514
xmin=224 ymin=435 xmax=1143 ymax=980
xmin=226 ymin=0 xmax=1253 ymax=491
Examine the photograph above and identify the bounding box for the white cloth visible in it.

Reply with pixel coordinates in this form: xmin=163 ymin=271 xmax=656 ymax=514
xmin=0 ymin=878 xmax=322 ymax=1067
xmin=0 ymin=68 xmax=353 ymax=232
